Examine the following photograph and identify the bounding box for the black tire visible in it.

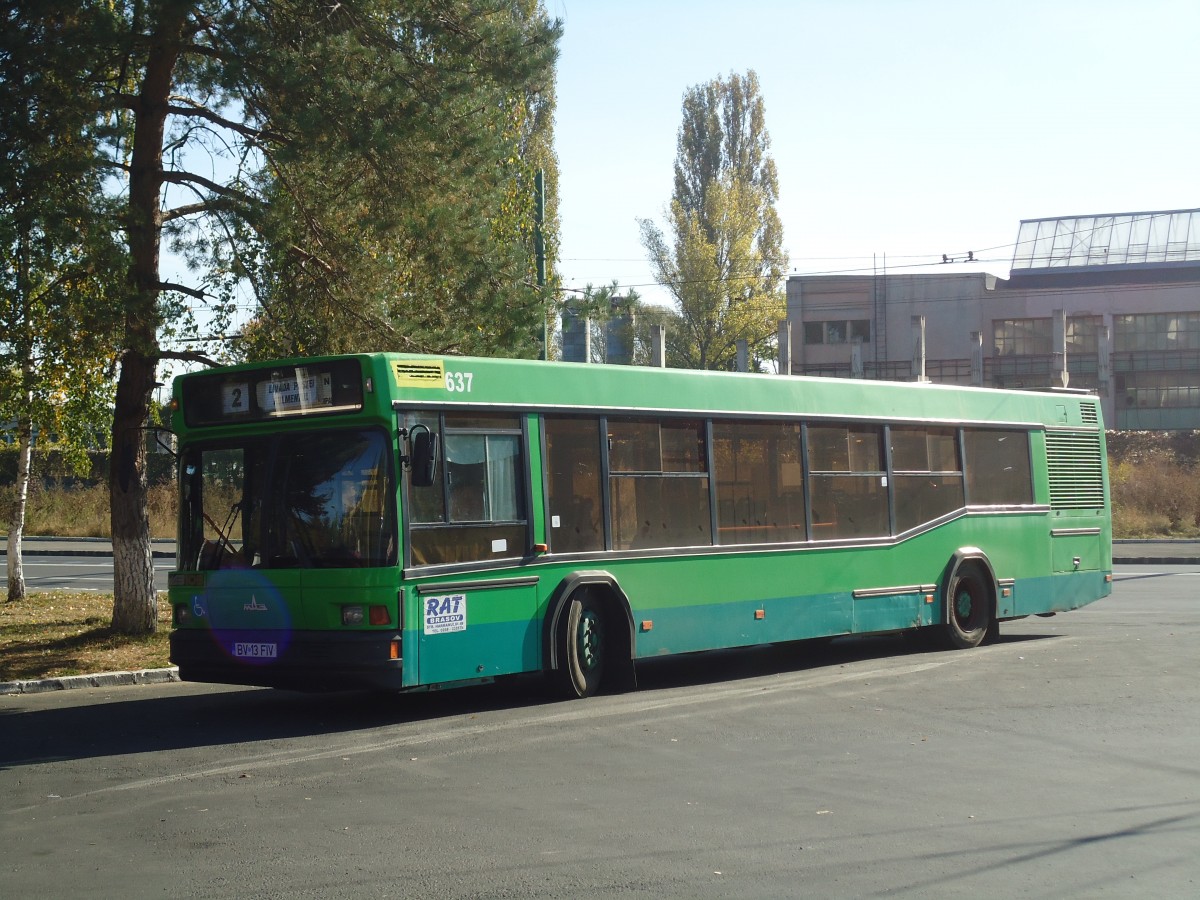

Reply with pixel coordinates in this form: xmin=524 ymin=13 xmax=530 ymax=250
xmin=555 ymin=593 xmax=606 ymax=698
xmin=940 ymin=566 xmax=991 ymax=650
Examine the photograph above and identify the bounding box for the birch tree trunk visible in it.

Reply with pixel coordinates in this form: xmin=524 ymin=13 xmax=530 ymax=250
xmin=5 ymin=419 xmax=33 ymax=602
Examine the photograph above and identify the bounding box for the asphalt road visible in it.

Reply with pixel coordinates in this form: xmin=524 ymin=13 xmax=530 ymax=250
xmin=2 ymin=565 xmax=1198 ymax=898
xmin=5 ymin=554 xmax=173 ymax=593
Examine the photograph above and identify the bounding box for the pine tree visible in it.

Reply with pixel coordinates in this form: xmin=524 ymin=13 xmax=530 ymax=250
xmin=4 ymin=1 xmax=561 ymax=631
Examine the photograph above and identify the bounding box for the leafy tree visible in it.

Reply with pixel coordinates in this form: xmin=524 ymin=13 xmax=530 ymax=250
xmin=556 ymin=282 xmax=678 ymax=367
xmin=1 ymin=1 xmax=123 ymax=601
xmin=7 ymin=1 xmax=560 ymax=632
xmin=639 ymin=70 xmax=787 ymax=371
xmin=212 ymin=0 xmax=562 ymax=361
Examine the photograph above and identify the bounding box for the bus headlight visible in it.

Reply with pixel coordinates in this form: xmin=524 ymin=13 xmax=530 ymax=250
xmin=341 ymin=605 xmax=365 ymax=626
xmin=174 ymin=604 xmax=193 ymax=626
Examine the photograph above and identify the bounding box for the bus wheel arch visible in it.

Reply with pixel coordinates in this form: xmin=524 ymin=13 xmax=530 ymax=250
xmin=545 ymin=572 xmax=637 ymax=698
xmin=939 ymin=550 xmax=997 ymax=650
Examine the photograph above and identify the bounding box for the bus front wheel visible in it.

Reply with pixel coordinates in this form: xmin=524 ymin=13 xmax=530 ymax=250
xmin=555 ymin=593 xmax=606 ymax=699
xmin=940 ymin=567 xmax=991 ymax=650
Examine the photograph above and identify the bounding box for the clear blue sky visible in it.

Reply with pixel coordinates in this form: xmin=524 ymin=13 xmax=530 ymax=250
xmin=551 ymin=0 xmax=1200 ymax=306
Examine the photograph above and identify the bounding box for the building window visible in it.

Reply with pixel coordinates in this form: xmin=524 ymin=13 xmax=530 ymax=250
xmin=1114 ymin=313 xmax=1200 ymax=352
xmin=1120 ymin=372 xmax=1200 ymax=408
xmin=993 ymin=316 xmax=1103 ymax=356
xmin=804 ymin=319 xmax=871 ymax=345
xmin=993 ymin=318 xmax=1051 ymax=356
xmin=1066 ymin=316 xmax=1102 ymax=353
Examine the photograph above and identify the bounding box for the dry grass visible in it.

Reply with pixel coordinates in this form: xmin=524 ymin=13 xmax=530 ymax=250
xmin=1110 ymin=457 xmax=1200 ymax=538
xmin=0 ymin=481 xmax=177 ymax=540
xmin=0 ymin=591 xmax=172 ymax=682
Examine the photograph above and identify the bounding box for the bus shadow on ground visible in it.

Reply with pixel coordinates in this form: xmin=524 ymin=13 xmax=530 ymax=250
xmin=627 ymin=629 xmax=1056 ymax=694
xmin=0 ymin=631 xmax=1056 ymax=770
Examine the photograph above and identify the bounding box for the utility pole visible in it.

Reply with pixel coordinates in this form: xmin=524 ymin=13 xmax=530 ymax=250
xmin=650 ymin=324 xmax=666 ymax=368
xmin=911 ymin=315 xmax=929 ymax=382
xmin=535 ymin=169 xmax=548 ymax=360
xmin=1052 ymin=308 xmax=1069 ymax=388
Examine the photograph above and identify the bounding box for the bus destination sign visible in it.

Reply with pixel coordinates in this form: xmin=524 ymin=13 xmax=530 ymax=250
xmin=180 ymin=358 xmax=365 ymax=427
xmin=256 ymin=369 xmax=333 ymax=415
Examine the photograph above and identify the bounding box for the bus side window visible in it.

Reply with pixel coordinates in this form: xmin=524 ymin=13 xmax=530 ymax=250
xmin=891 ymin=426 xmax=965 ymax=533
xmin=407 ymin=413 xmax=528 ymax=566
xmin=963 ymin=429 xmax=1034 ymax=505
xmin=544 ymin=417 xmax=604 ymax=553
xmin=807 ymin=424 xmax=889 ymax=539
xmin=712 ymin=420 xmax=806 ymax=545
xmin=608 ymin=418 xmax=711 ymax=551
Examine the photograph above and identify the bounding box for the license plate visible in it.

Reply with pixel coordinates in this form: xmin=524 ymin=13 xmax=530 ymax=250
xmin=234 ymin=642 xmax=277 ymax=659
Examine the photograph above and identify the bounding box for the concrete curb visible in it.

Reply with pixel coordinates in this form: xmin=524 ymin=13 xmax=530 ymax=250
xmin=0 ymin=667 xmax=180 ymax=695
xmin=0 ymin=536 xmax=176 ymax=559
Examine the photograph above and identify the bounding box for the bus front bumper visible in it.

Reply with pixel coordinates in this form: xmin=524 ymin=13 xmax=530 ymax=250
xmin=169 ymin=628 xmax=405 ymax=691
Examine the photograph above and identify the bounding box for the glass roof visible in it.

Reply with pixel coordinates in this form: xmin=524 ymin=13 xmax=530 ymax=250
xmin=1011 ymin=209 xmax=1200 ymax=270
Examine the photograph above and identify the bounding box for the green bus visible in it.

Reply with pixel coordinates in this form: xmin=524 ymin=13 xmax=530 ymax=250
xmin=167 ymin=353 xmax=1112 ymax=697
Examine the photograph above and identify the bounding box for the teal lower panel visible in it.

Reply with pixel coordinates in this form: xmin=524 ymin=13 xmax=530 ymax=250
xmin=635 ymin=592 xmax=852 ymax=658
xmin=1012 ymin=570 xmax=1112 ymax=617
xmin=398 ymin=568 xmax=1112 ymax=686
xmin=633 ymin=571 xmax=1111 ymax=660
xmin=854 ymin=592 xmax=929 ymax=633
xmin=410 ymin=617 xmax=539 ymax=686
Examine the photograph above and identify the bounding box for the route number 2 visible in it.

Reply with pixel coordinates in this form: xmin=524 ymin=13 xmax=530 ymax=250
xmin=445 ymin=371 xmax=474 ymax=393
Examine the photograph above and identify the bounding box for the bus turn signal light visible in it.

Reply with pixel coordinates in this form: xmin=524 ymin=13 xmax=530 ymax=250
xmin=343 ymin=605 xmax=391 ymax=626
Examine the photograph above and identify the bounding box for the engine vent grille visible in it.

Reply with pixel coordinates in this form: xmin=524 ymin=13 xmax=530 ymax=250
xmin=1045 ymin=430 xmax=1106 ymax=509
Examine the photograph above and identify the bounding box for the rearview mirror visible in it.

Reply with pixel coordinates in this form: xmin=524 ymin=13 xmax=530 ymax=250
xmin=411 ymin=430 xmax=439 ymax=488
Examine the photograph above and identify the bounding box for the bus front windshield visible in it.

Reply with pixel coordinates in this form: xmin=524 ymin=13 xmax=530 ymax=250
xmin=180 ymin=429 xmax=397 ymax=570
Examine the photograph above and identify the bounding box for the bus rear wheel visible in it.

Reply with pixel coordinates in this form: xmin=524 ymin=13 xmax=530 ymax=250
xmin=939 ymin=567 xmax=991 ymax=650
xmin=555 ymin=593 xmax=606 ymax=699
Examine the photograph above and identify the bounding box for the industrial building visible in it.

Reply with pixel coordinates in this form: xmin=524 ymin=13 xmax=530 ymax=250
xmin=785 ymin=208 xmax=1200 ymax=430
